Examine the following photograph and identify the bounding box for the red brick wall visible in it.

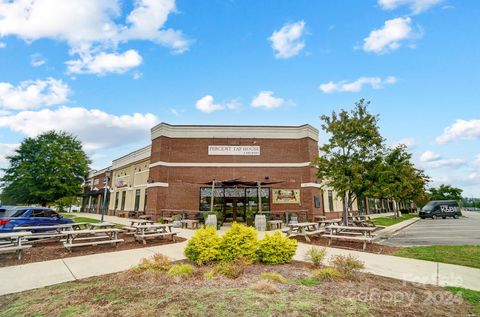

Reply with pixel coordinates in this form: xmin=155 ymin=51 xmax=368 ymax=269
xmin=146 ymin=136 xmax=324 ymax=220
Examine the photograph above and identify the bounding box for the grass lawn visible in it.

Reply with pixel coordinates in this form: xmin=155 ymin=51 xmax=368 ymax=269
xmin=0 ymin=259 xmax=474 ymax=317
xmin=445 ymin=286 xmax=480 ymax=315
xmin=394 ymin=245 xmax=480 ymax=269
xmin=371 ymin=213 xmax=418 ymax=227
xmin=61 ymin=213 xmax=123 ymax=228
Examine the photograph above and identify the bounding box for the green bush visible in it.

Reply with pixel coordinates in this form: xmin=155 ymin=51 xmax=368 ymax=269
xmin=313 ymin=267 xmax=342 ymax=282
xmin=167 ymin=264 xmax=194 ymax=279
xmin=257 ymin=232 xmax=297 ymax=264
xmin=331 ymin=255 xmax=365 ymax=279
xmin=304 ymin=247 xmax=326 ymax=267
xmin=260 ymin=271 xmax=288 ymax=283
xmin=184 ymin=226 xmax=221 ymax=265
xmin=219 ymin=223 xmax=259 ymax=262
xmin=132 ymin=253 xmax=171 ymax=273
xmin=298 ymin=277 xmax=320 ymax=286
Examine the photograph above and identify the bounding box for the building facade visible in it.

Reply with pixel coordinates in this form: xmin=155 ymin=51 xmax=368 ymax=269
xmin=108 ymin=146 xmax=150 ymax=216
xmin=81 ymin=167 xmax=112 ymax=214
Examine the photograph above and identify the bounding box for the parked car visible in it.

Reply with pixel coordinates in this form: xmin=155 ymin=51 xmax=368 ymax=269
xmin=0 ymin=207 xmax=73 ymax=232
xmin=419 ymin=200 xmax=462 ymax=219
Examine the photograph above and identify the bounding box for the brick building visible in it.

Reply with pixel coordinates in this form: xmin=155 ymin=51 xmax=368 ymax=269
xmin=81 ymin=167 xmax=112 ymax=214
xmin=144 ymin=123 xmax=347 ymax=221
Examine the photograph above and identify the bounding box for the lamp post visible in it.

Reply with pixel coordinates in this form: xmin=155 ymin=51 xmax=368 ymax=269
xmin=101 ymin=169 xmax=111 ymax=223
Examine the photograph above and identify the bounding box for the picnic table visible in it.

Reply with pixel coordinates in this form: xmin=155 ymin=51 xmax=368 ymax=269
xmin=313 ymin=215 xmax=326 ymax=222
xmin=139 ymin=215 xmax=152 ymax=221
xmin=318 ymin=219 xmax=342 ymax=227
xmin=284 ymin=222 xmax=325 ymax=242
xmin=324 ymin=225 xmax=377 ymax=250
xmin=0 ymin=231 xmax=32 ymax=259
xmin=63 ymin=228 xmax=124 ymax=251
xmin=180 ymin=219 xmax=200 ymax=229
xmin=13 ymin=223 xmax=90 ymax=243
xmin=133 ymin=224 xmax=176 ymax=244
xmin=268 ymin=220 xmax=283 ymax=230
xmin=87 ymin=222 xmax=116 ymax=229
xmin=162 ymin=217 xmax=173 ymax=223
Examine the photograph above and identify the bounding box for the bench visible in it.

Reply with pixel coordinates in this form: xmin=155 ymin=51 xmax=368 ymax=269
xmin=323 ymin=234 xmax=375 ymax=250
xmin=0 ymin=245 xmax=32 ymax=260
xmin=134 ymin=232 xmax=177 ymax=245
xmin=64 ymin=239 xmax=124 ymax=250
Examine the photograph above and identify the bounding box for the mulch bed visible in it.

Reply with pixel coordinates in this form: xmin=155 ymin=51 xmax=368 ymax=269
xmin=0 ymin=234 xmax=186 ymax=268
xmin=294 ymin=236 xmax=400 ymax=255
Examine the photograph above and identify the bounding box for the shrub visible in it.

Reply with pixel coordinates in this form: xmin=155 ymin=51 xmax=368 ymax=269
xmin=313 ymin=267 xmax=342 ymax=282
xmin=215 ymin=258 xmax=250 ymax=279
xmin=184 ymin=225 xmax=221 ymax=265
xmin=257 ymin=232 xmax=297 ymax=264
xmin=331 ymin=255 xmax=365 ymax=279
xmin=250 ymin=280 xmax=279 ymax=294
xmin=132 ymin=253 xmax=171 ymax=272
xmin=203 ymin=268 xmax=216 ymax=280
xmin=260 ymin=272 xmax=288 ymax=283
xmin=219 ymin=223 xmax=259 ymax=262
xmin=298 ymin=277 xmax=320 ymax=286
xmin=304 ymin=247 xmax=326 ymax=267
xmin=167 ymin=264 xmax=195 ymax=279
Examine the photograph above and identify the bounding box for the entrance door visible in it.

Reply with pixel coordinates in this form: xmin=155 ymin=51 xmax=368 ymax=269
xmin=224 ymin=197 xmax=246 ymax=222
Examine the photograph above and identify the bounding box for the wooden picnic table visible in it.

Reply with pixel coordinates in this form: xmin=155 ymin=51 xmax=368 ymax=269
xmin=180 ymin=219 xmax=200 ymax=229
xmin=313 ymin=216 xmax=326 ymax=222
xmin=133 ymin=224 xmax=176 ymax=244
xmin=139 ymin=215 xmax=152 ymax=220
xmin=268 ymin=220 xmax=283 ymax=230
xmin=63 ymin=228 xmax=124 ymax=251
xmin=324 ymin=225 xmax=377 ymax=250
xmin=284 ymin=222 xmax=325 ymax=242
xmin=162 ymin=217 xmax=173 ymax=223
xmin=0 ymin=231 xmax=32 ymax=259
xmin=129 ymin=219 xmax=154 ymax=226
xmin=318 ymin=219 xmax=342 ymax=227
xmin=13 ymin=223 xmax=90 ymax=243
xmin=87 ymin=222 xmax=116 ymax=229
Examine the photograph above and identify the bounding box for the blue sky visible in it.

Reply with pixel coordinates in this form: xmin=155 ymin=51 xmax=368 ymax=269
xmin=0 ymin=0 xmax=479 ymax=196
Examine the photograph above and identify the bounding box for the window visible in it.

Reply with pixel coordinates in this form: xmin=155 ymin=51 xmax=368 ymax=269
xmin=328 ymin=191 xmax=334 ymax=212
xmin=31 ymin=209 xmax=53 ymax=217
xmin=114 ymin=192 xmax=119 ymax=210
xmin=120 ymin=191 xmax=126 ymax=210
xmin=144 ymin=190 xmax=148 ymax=211
xmin=134 ymin=189 xmax=141 ymax=211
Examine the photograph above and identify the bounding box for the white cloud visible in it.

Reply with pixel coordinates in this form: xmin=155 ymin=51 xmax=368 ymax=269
xmin=251 ymin=91 xmax=288 ymax=109
xmin=30 ymin=53 xmax=46 ymax=67
xmin=0 ymin=143 xmax=18 ymax=165
xmin=226 ymin=99 xmax=242 ymax=111
xmin=169 ymin=108 xmax=185 ymax=116
xmin=268 ymin=21 xmax=306 ymax=59
xmin=475 ymin=154 xmax=480 ymax=166
xmin=436 ymin=119 xmax=480 ymax=144
xmin=319 ymin=76 xmax=397 ymax=93
xmin=0 ymin=78 xmax=69 ymax=110
xmin=66 ymin=49 xmax=143 ymax=75
xmin=195 ymin=95 xmax=224 ymax=113
xmin=0 ymin=42 xmax=6 ymax=48
xmin=0 ymin=106 xmax=159 ymax=150
xmin=132 ymin=71 xmax=143 ymax=80
xmin=362 ymin=17 xmax=420 ymax=54
xmin=378 ymin=0 xmax=443 ymax=14
xmin=393 ymin=138 xmax=417 ymax=148
xmin=420 ymin=150 xmax=441 ymax=162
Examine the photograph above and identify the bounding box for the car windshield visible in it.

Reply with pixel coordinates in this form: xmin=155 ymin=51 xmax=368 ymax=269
xmin=422 ymin=202 xmax=436 ymax=212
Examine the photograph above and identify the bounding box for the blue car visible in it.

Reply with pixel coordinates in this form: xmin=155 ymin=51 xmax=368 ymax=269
xmin=0 ymin=207 xmax=73 ymax=232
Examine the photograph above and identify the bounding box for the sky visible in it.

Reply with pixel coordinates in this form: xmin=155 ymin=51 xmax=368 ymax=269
xmin=0 ymin=0 xmax=479 ymax=196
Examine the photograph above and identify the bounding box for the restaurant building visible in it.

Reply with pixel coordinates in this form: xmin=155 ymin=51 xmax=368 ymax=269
xmin=144 ymin=123 xmax=355 ymax=221
xmin=81 ymin=167 xmax=112 ymax=214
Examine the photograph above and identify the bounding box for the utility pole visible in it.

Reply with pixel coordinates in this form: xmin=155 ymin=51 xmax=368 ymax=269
xmin=101 ymin=168 xmax=111 ymax=223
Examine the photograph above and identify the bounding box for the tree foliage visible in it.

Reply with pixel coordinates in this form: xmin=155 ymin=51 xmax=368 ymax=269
xmin=428 ymin=184 xmax=463 ymax=201
xmin=314 ymin=99 xmax=384 ymax=218
xmin=0 ymin=131 xmax=90 ymax=206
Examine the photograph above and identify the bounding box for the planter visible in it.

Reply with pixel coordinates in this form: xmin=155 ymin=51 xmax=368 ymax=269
xmin=254 ymin=214 xmax=267 ymax=231
xmin=172 ymin=220 xmax=182 ymax=228
xmin=205 ymin=214 xmax=217 ymax=229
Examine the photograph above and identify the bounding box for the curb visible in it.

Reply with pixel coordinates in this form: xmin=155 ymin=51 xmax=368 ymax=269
xmin=375 ymin=217 xmax=420 ymax=240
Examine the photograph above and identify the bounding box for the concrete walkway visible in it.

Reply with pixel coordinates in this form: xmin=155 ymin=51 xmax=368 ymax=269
xmin=1 ymin=212 xmax=479 ymax=296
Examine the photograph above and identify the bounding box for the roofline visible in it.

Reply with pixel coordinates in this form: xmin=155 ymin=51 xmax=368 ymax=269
xmin=111 ymin=145 xmax=151 ymax=170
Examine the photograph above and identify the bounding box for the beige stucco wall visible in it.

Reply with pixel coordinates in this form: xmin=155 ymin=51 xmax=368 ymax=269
xmin=321 ymin=187 xmax=359 ymax=213
xmin=109 ymin=159 xmax=150 ymax=212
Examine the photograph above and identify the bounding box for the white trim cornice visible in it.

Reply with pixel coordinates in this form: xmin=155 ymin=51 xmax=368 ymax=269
xmin=149 ymin=161 xmax=311 ymax=168
xmin=112 ymin=145 xmax=151 ymax=170
xmin=301 ymin=182 xmax=322 ymax=188
xmin=147 ymin=182 xmax=169 ymax=188
xmin=151 ymin=122 xmax=319 ymax=141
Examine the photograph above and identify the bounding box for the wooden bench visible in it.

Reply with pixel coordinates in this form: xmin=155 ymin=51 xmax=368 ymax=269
xmin=0 ymin=231 xmax=33 ymax=259
xmin=64 ymin=239 xmax=124 ymax=250
xmin=134 ymin=232 xmax=177 ymax=245
xmin=0 ymin=245 xmax=32 ymax=260
xmin=323 ymin=234 xmax=375 ymax=250
xmin=63 ymin=228 xmax=124 ymax=251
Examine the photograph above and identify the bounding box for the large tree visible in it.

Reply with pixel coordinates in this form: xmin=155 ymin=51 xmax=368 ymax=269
xmin=428 ymin=184 xmax=463 ymax=201
xmin=314 ymin=99 xmax=384 ymax=224
xmin=0 ymin=131 xmax=90 ymax=206
xmin=377 ymin=145 xmax=430 ymax=217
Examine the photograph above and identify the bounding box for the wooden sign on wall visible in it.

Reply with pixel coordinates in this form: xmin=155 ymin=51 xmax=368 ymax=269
xmin=272 ymin=189 xmax=301 ymax=204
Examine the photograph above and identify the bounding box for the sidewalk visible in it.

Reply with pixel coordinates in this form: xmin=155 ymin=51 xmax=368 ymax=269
xmin=1 ymin=213 xmax=479 ymax=296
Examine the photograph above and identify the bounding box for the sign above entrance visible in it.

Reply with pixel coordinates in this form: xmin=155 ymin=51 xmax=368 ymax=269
xmin=272 ymin=189 xmax=301 ymax=204
xmin=208 ymin=145 xmax=260 ymax=156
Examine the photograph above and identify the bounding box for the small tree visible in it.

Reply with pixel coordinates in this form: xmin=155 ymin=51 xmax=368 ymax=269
xmin=1 ymin=131 xmax=90 ymax=206
xmin=428 ymin=184 xmax=463 ymax=201
xmin=314 ymin=99 xmax=384 ymax=223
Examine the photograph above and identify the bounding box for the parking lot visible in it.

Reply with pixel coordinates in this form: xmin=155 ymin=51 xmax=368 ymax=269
xmin=383 ymin=211 xmax=480 ymax=246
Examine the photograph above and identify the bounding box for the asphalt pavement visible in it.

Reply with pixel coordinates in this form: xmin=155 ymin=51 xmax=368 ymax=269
xmin=382 ymin=211 xmax=480 ymax=246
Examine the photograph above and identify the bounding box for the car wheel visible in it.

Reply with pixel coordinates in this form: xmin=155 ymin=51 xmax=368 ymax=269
xmin=420 ymin=217 xmax=425 ymax=219
xmin=442 ymin=217 xmax=446 ymax=219
xmin=453 ymin=215 xmax=458 ymax=219
xmin=432 ymin=215 xmax=437 ymax=220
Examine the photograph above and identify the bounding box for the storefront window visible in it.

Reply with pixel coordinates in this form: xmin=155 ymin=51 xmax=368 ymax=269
xmin=120 ymin=191 xmax=126 ymax=211
xmin=328 ymin=190 xmax=334 ymax=212
xmin=134 ymin=189 xmax=140 ymax=211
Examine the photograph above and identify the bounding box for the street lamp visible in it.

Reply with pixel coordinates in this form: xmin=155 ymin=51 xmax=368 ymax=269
xmin=101 ymin=169 xmax=111 ymax=223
